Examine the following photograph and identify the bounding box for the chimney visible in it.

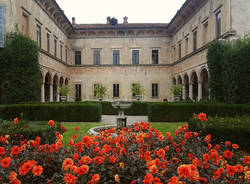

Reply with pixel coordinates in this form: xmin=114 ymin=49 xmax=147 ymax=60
xmin=106 ymin=16 xmax=111 ymax=24
xmin=72 ymin=17 xmax=76 ymax=25
xmin=123 ymin=16 xmax=128 ymax=24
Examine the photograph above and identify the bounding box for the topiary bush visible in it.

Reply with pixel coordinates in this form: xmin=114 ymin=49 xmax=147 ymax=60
xmin=0 ymin=103 xmax=102 ymax=122
xmin=0 ymin=34 xmax=40 ymax=104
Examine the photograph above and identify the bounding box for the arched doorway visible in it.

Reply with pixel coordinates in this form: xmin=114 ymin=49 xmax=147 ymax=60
xmin=200 ymin=68 xmax=209 ymax=100
xmin=65 ymin=78 xmax=69 ymax=86
xmin=45 ymin=72 xmax=52 ymax=102
xmin=173 ymin=77 xmax=177 ymax=85
xmin=191 ymin=71 xmax=198 ymax=101
xmin=184 ymin=74 xmax=189 ymax=100
xmin=53 ymin=75 xmax=58 ymax=102
xmin=59 ymin=76 xmax=64 ymax=87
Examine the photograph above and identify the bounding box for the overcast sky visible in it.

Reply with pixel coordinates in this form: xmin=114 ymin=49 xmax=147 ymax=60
xmin=56 ymin=0 xmax=186 ymax=24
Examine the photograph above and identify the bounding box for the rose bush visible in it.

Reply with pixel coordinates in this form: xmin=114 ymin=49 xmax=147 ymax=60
xmin=0 ymin=114 xmax=250 ymax=184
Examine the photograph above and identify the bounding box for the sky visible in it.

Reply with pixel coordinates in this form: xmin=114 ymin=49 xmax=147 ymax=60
xmin=56 ymin=0 xmax=186 ymax=24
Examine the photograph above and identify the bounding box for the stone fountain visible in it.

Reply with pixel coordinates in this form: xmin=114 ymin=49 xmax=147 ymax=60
xmin=111 ymin=101 xmax=132 ymax=128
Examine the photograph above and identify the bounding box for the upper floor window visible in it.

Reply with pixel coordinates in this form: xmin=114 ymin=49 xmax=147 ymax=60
xmin=46 ymin=33 xmax=50 ymax=53
xmin=185 ymin=37 xmax=188 ymax=55
xmin=75 ymin=51 xmax=81 ymax=65
xmin=0 ymin=7 xmax=5 ymax=48
xmin=152 ymin=50 xmax=159 ymax=64
xmin=75 ymin=84 xmax=82 ymax=101
xmin=54 ymin=38 xmax=57 ymax=57
xmin=152 ymin=83 xmax=158 ymax=98
xmin=60 ymin=44 xmax=63 ymax=61
xmin=132 ymin=50 xmax=139 ymax=64
xmin=216 ymin=11 xmax=221 ymax=38
xmin=178 ymin=43 xmax=182 ymax=59
xmin=193 ymin=31 xmax=197 ymax=51
xmin=65 ymin=48 xmax=68 ymax=63
xmin=203 ymin=22 xmax=208 ymax=45
xmin=36 ymin=24 xmax=41 ymax=49
xmin=94 ymin=50 xmax=100 ymax=65
xmin=21 ymin=12 xmax=29 ymax=36
xmin=113 ymin=84 xmax=119 ymax=98
xmin=113 ymin=50 xmax=120 ymax=65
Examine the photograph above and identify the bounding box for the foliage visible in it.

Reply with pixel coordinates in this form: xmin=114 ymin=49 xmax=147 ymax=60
xmin=0 ymin=103 xmax=102 ymax=122
xmin=131 ymin=83 xmax=145 ymax=96
xmin=0 ymin=118 xmax=249 ymax=183
xmin=148 ymin=102 xmax=250 ymax=122
xmin=189 ymin=114 xmax=250 ymax=152
xmin=170 ymin=84 xmax=182 ymax=96
xmin=0 ymin=34 xmax=40 ymax=104
xmin=94 ymin=84 xmax=108 ymax=99
xmin=207 ymin=37 xmax=250 ymax=104
xmin=59 ymin=85 xmax=72 ymax=96
xmin=0 ymin=119 xmax=63 ymax=145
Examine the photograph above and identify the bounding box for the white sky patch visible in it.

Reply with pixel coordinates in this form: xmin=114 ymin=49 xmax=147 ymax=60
xmin=56 ymin=0 xmax=186 ymax=24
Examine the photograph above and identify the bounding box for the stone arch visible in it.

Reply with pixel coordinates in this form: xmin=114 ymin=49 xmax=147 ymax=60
xmin=53 ymin=74 xmax=59 ymax=102
xmin=45 ymin=72 xmax=52 ymax=102
xmin=177 ymin=75 xmax=182 ymax=85
xmin=107 ymin=31 xmax=115 ymax=37
xmin=88 ymin=31 xmax=96 ymax=37
xmin=117 ymin=31 xmax=125 ymax=37
xmin=183 ymin=73 xmax=189 ymax=100
xmin=97 ymin=31 xmax=105 ymax=37
xmin=136 ymin=31 xmax=145 ymax=37
xmin=59 ymin=76 xmax=64 ymax=87
xmin=190 ymin=71 xmax=198 ymax=101
xmin=172 ymin=77 xmax=177 ymax=85
xmin=65 ymin=78 xmax=69 ymax=86
xmin=146 ymin=30 xmax=155 ymax=36
xmin=127 ymin=31 xmax=135 ymax=37
xmin=199 ymin=67 xmax=209 ymax=100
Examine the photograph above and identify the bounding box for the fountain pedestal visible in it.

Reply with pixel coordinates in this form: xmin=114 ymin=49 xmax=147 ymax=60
xmin=111 ymin=101 xmax=132 ymax=128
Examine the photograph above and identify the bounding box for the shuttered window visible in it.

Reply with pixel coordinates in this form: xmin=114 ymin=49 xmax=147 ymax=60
xmin=132 ymin=50 xmax=139 ymax=64
xmin=94 ymin=50 xmax=100 ymax=65
xmin=0 ymin=7 xmax=5 ymax=48
xmin=113 ymin=50 xmax=120 ymax=65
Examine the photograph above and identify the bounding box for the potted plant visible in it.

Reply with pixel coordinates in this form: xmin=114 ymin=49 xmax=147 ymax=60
xmin=58 ymin=85 xmax=71 ymax=102
xmin=170 ymin=84 xmax=182 ymax=101
xmin=94 ymin=84 xmax=108 ymax=101
xmin=131 ymin=83 xmax=145 ymax=101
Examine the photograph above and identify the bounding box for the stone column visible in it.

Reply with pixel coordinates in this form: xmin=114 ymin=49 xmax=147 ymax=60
xmin=49 ymin=84 xmax=53 ymax=102
xmin=56 ymin=86 xmax=60 ymax=102
xmin=182 ymin=85 xmax=186 ymax=100
xmin=41 ymin=83 xmax=45 ymax=102
xmin=189 ymin=82 xmax=193 ymax=100
xmin=198 ymin=80 xmax=203 ymax=101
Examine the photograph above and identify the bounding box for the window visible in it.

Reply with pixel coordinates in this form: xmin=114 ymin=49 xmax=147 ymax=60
xmin=75 ymin=51 xmax=81 ymax=65
xmin=113 ymin=50 xmax=120 ymax=65
xmin=152 ymin=83 xmax=158 ymax=98
xmin=93 ymin=84 xmax=100 ymax=98
xmin=65 ymin=48 xmax=68 ymax=63
xmin=152 ymin=50 xmax=159 ymax=64
xmin=36 ymin=24 xmax=41 ymax=49
xmin=132 ymin=83 xmax=137 ymax=97
xmin=54 ymin=38 xmax=57 ymax=57
xmin=94 ymin=50 xmax=100 ymax=65
xmin=132 ymin=50 xmax=139 ymax=64
xmin=75 ymin=84 xmax=81 ymax=101
xmin=178 ymin=43 xmax=182 ymax=59
xmin=185 ymin=38 xmax=188 ymax=55
xmin=216 ymin=11 xmax=221 ymax=38
xmin=193 ymin=31 xmax=197 ymax=51
xmin=46 ymin=33 xmax=50 ymax=53
xmin=0 ymin=7 xmax=5 ymax=48
xmin=21 ymin=13 xmax=29 ymax=36
xmin=60 ymin=44 xmax=63 ymax=60
xmin=203 ymin=22 xmax=208 ymax=45
xmin=113 ymin=84 xmax=119 ymax=98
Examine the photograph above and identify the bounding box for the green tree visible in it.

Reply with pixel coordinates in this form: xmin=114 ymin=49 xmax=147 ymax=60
xmin=0 ymin=34 xmax=40 ymax=104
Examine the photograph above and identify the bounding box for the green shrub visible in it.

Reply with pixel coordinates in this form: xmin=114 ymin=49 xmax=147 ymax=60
xmin=188 ymin=116 xmax=250 ymax=151
xmin=0 ymin=34 xmax=40 ymax=104
xmin=0 ymin=119 xmax=62 ymax=144
xmin=148 ymin=102 xmax=250 ymax=122
xmin=0 ymin=103 xmax=102 ymax=122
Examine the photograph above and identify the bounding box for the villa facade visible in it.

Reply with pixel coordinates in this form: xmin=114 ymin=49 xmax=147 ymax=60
xmin=0 ymin=0 xmax=250 ymax=102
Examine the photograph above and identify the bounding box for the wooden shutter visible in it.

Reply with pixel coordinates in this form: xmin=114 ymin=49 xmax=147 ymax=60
xmin=0 ymin=7 xmax=5 ymax=48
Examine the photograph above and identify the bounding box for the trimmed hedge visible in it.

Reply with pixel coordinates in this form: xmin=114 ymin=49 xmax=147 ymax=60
xmin=188 ymin=116 xmax=250 ymax=151
xmin=0 ymin=120 xmax=62 ymax=144
xmin=0 ymin=103 xmax=102 ymax=122
xmin=148 ymin=102 xmax=250 ymax=122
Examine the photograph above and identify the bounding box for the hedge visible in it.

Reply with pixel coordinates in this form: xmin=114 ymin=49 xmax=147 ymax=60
xmin=188 ymin=116 xmax=250 ymax=151
xmin=0 ymin=103 xmax=102 ymax=122
xmin=0 ymin=120 xmax=62 ymax=145
xmin=148 ymin=102 xmax=250 ymax=122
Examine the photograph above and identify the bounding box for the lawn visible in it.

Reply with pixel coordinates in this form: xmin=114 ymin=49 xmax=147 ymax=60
xmin=61 ymin=122 xmax=184 ymax=146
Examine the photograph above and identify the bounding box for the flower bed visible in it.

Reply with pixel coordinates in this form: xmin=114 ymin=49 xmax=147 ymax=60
xmin=0 ymin=115 xmax=250 ymax=183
